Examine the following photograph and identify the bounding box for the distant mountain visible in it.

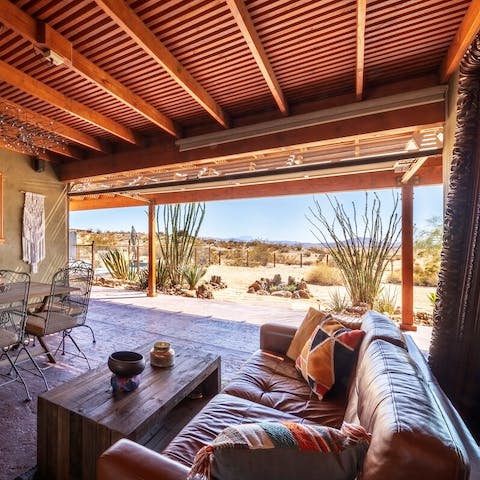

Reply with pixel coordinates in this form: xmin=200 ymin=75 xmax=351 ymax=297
xmin=202 ymin=235 xmax=322 ymax=248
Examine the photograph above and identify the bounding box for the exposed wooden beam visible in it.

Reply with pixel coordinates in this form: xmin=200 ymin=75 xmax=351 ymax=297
xmin=59 ymin=102 xmax=444 ymax=182
xmin=0 ymin=96 xmax=104 ymax=154
xmin=400 ymin=156 xmax=428 ymax=184
xmin=0 ymin=0 xmax=177 ymax=136
xmin=356 ymin=0 xmax=367 ymax=100
xmin=0 ymin=60 xmax=137 ymax=144
xmin=0 ymin=1 xmax=178 ymax=137
xmin=440 ymin=0 xmax=480 ymax=82
xmin=69 ymin=157 xmax=442 ymax=210
xmin=95 ymin=0 xmax=229 ymax=128
xmin=226 ymin=0 xmax=288 ymax=114
xmin=400 ymin=183 xmax=416 ymax=331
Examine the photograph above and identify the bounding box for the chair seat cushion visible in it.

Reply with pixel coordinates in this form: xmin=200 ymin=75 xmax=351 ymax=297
xmin=26 ymin=311 xmax=78 ymax=336
xmin=0 ymin=328 xmax=18 ymax=348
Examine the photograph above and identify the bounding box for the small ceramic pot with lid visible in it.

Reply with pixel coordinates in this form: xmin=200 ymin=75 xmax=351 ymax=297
xmin=150 ymin=341 xmax=175 ymax=367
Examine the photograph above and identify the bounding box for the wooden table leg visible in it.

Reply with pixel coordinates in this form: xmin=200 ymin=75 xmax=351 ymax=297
xmin=37 ymin=336 xmax=56 ymax=363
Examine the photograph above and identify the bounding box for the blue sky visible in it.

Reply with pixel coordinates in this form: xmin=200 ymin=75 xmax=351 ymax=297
xmin=70 ymin=185 xmax=443 ymax=244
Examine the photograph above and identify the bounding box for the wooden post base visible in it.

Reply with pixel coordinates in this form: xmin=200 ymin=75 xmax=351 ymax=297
xmin=400 ymin=323 xmax=418 ymax=332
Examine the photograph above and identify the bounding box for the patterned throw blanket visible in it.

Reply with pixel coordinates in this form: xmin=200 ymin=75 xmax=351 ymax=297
xmin=188 ymin=422 xmax=371 ymax=480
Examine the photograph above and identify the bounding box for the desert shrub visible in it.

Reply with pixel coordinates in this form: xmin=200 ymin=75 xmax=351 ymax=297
xmin=304 ymin=263 xmax=343 ymax=286
xmin=328 ymin=289 xmax=350 ymax=312
xmin=307 ymin=192 xmax=401 ymax=307
xmin=156 ymin=259 xmax=169 ymax=288
xmin=413 ymin=259 xmax=439 ymax=287
xmin=100 ymin=249 xmax=137 ymax=281
xmin=374 ymin=287 xmax=398 ymax=315
xmin=183 ymin=264 xmax=207 ymax=289
xmin=247 ymin=241 xmax=271 ymax=266
xmin=157 ymin=203 xmax=205 ymax=286
xmin=387 ymin=270 xmax=401 ymax=284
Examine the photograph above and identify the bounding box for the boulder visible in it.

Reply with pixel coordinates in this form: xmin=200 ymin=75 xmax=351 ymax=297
xmin=196 ymin=284 xmax=213 ymax=299
xmin=297 ymin=281 xmax=308 ymax=291
xmin=297 ymin=289 xmax=310 ymax=299
xmin=271 ymin=290 xmax=293 ymax=298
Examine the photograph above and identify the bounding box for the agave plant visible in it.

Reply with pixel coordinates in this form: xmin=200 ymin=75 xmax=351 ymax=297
xmin=183 ymin=264 xmax=207 ymax=289
xmin=100 ymin=249 xmax=137 ymax=281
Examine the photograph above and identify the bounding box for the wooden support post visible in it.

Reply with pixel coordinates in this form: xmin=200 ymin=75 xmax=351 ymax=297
xmin=147 ymin=202 xmax=157 ymax=297
xmin=400 ymin=184 xmax=416 ymax=331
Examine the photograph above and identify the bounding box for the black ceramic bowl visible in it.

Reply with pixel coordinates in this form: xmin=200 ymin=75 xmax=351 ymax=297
xmin=108 ymin=351 xmax=145 ymax=378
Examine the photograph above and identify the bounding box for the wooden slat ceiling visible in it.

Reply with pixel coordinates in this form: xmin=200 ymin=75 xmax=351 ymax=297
xmin=0 ymin=0 xmax=478 ymax=199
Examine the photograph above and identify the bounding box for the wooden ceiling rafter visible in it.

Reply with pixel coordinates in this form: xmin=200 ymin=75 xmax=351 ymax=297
xmin=356 ymin=0 xmax=367 ymax=100
xmin=0 ymin=0 xmax=178 ymax=137
xmin=0 ymin=95 xmax=105 ymax=154
xmin=440 ymin=0 xmax=480 ymax=81
xmin=0 ymin=60 xmax=138 ymax=144
xmin=94 ymin=0 xmax=230 ymax=128
xmin=226 ymin=0 xmax=288 ymax=115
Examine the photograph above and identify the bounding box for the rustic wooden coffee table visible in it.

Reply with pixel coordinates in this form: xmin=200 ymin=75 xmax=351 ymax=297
xmin=37 ymin=343 xmax=221 ymax=480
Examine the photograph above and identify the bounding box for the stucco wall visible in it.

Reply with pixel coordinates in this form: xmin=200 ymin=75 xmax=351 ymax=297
xmin=0 ymin=149 xmax=67 ymax=281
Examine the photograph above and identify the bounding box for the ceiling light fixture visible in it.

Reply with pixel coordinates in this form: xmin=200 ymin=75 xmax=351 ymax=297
xmin=42 ymin=49 xmax=65 ymax=66
xmin=0 ymin=101 xmax=65 ymax=156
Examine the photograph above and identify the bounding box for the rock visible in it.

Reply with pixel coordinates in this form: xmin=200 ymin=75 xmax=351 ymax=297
xmin=297 ymin=289 xmax=310 ymax=299
xmin=256 ymin=289 xmax=269 ymax=295
xmin=292 ymin=291 xmax=301 ymax=299
xmin=297 ymin=281 xmax=308 ymax=291
xmin=287 ymin=276 xmax=296 ymax=286
xmin=248 ymin=280 xmax=263 ymax=292
xmin=247 ymin=287 xmax=256 ymax=294
xmin=181 ymin=289 xmax=196 ymax=298
xmin=272 ymin=274 xmax=282 ymax=286
xmin=196 ymin=284 xmax=213 ymax=299
xmin=271 ymin=290 xmax=293 ymax=298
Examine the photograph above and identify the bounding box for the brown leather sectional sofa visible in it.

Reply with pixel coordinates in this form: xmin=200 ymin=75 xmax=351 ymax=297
xmin=97 ymin=311 xmax=480 ymax=479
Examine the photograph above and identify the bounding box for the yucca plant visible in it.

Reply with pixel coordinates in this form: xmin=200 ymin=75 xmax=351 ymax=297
xmin=307 ymin=192 xmax=401 ymax=307
xmin=137 ymin=260 xmax=169 ymax=290
xmin=328 ymin=288 xmax=350 ymax=313
xmin=183 ymin=264 xmax=207 ymax=289
xmin=157 ymin=203 xmax=206 ymax=286
xmin=156 ymin=259 xmax=169 ymax=288
xmin=374 ymin=287 xmax=398 ymax=315
xmin=101 ymin=249 xmax=137 ymax=281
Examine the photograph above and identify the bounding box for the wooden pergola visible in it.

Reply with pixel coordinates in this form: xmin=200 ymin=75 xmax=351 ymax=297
xmin=1 ymin=0 xmax=479 ymax=329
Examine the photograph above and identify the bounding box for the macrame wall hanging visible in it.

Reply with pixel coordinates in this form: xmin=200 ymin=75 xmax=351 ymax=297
xmin=22 ymin=192 xmax=45 ymax=273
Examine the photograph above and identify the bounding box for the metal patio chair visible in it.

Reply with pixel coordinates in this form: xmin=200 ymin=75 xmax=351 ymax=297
xmin=0 ymin=270 xmax=48 ymax=401
xmin=26 ymin=262 xmax=94 ymax=369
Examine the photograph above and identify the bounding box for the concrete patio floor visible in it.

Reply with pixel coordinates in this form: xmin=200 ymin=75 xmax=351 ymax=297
xmin=0 ymin=286 xmax=432 ymax=479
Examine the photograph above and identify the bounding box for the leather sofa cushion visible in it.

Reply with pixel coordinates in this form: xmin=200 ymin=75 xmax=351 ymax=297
xmin=162 ymin=393 xmax=317 ymax=468
xmin=222 ymin=350 xmax=346 ymax=426
xmin=347 ymin=339 xmax=469 ymax=480
xmin=360 ymin=310 xmax=407 ymax=351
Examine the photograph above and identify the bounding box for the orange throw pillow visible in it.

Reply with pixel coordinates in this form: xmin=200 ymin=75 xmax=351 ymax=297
xmin=286 ymin=307 xmax=326 ymax=360
xmin=296 ymin=317 xmax=365 ymax=400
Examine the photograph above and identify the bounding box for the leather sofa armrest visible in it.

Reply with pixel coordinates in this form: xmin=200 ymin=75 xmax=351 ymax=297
xmin=260 ymin=322 xmax=297 ymax=355
xmin=97 ymin=439 xmax=189 ymax=480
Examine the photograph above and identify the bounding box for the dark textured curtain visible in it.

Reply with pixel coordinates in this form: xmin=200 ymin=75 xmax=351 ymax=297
xmin=429 ymin=34 xmax=480 ymax=441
